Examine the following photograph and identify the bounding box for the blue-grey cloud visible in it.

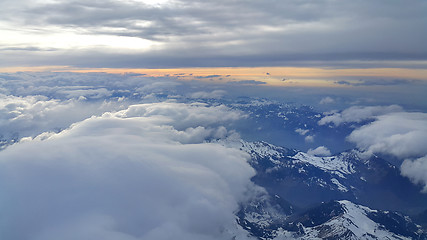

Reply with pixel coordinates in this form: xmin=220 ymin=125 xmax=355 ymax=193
xmin=228 ymin=80 xmax=267 ymax=85
xmin=334 ymin=78 xmax=416 ymax=86
xmin=334 ymin=80 xmax=352 ymax=86
xmin=0 ymin=46 xmax=58 ymax=51
xmin=194 ymin=75 xmax=222 ymax=79
xmin=319 ymin=96 xmax=335 ymax=104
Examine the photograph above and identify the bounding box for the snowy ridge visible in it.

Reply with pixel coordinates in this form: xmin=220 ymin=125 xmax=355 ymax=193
xmin=241 ymin=194 xmax=289 ymax=228
xmin=218 ymin=140 xmax=360 ymax=191
xmin=218 ymin=139 xmax=358 ymax=179
xmin=215 ymin=139 xmax=288 ymax=164
xmin=216 ymin=139 xmax=427 ymax=239
xmin=318 ymin=200 xmax=407 ymax=240
xmin=318 ymin=200 xmax=418 ymax=240
xmin=331 ymin=178 xmax=349 ymax=192
xmin=271 ymin=201 xmax=418 ymax=240
xmin=291 ymin=152 xmax=356 ymax=178
xmin=239 ymin=141 xmax=286 ymax=161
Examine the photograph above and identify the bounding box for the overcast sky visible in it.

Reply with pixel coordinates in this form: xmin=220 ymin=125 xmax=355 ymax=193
xmin=1 ymin=0 xmax=427 ymax=69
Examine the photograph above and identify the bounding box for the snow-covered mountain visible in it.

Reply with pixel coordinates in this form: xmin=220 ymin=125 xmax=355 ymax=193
xmin=272 ymin=200 xmax=426 ymax=240
xmin=216 ymin=139 xmax=427 ymax=239
xmin=221 ymin=140 xmax=427 ymax=214
xmin=235 ymin=184 xmax=426 ymax=239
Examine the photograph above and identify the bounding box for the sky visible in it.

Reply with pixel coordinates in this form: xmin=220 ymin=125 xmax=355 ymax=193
xmin=1 ymin=0 xmax=427 ymax=87
xmin=1 ymin=2 xmax=427 ymax=237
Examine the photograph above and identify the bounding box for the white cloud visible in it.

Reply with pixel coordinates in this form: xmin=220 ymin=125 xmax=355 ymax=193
xmin=0 ymin=94 xmax=127 ymax=140
xmin=401 ymin=156 xmax=427 ymax=193
xmin=305 ymin=135 xmax=315 ymax=143
xmin=116 ymin=102 xmax=243 ymax=131
xmin=307 ymin=146 xmax=331 ymax=157
xmin=344 ymin=110 xmax=427 ymax=191
xmin=318 ymin=105 xmax=403 ymax=126
xmin=0 ymin=102 xmax=255 ymax=239
xmin=296 ymin=128 xmax=314 ymax=143
xmin=295 ymin=128 xmax=309 ymax=136
xmin=347 ymin=112 xmax=427 ymax=159
xmin=319 ymin=96 xmax=334 ymax=104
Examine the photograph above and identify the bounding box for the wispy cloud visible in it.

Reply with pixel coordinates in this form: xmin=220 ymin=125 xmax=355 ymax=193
xmin=319 ymin=96 xmax=334 ymax=104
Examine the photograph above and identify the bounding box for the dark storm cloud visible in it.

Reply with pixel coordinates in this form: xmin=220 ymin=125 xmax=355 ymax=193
xmin=1 ymin=0 xmax=427 ymax=68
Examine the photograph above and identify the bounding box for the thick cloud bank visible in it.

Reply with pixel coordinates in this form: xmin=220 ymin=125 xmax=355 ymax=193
xmin=0 ymin=102 xmax=255 ymax=240
xmin=347 ymin=112 xmax=427 ymax=159
xmin=0 ymin=72 xmax=241 ymax=142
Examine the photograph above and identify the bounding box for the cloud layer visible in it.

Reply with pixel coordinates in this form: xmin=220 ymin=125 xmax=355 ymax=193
xmin=1 ymin=0 xmax=427 ymax=68
xmin=347 ymin=112 xmax=427 ymax=159
xmin=0 ymin=102 xmax=255 ymax=239
xmin=0 ymin=94 xmax=126 ymax=140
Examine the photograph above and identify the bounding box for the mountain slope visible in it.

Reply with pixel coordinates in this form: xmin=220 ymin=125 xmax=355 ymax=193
xmin=221 ymin=139 xmax=427 ymax=214
xmin=274 ymin=200 xmax=426 ymax=240
xmin=216 ymin=139 xmax=427 ymax=239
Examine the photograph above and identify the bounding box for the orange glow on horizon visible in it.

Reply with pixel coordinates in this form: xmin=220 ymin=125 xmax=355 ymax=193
xmin=1 ymin=66 xmax=426 ymax=87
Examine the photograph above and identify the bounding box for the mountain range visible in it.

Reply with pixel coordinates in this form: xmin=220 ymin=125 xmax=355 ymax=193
xmin=220 ymin=139 xmax=427 ymax=239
